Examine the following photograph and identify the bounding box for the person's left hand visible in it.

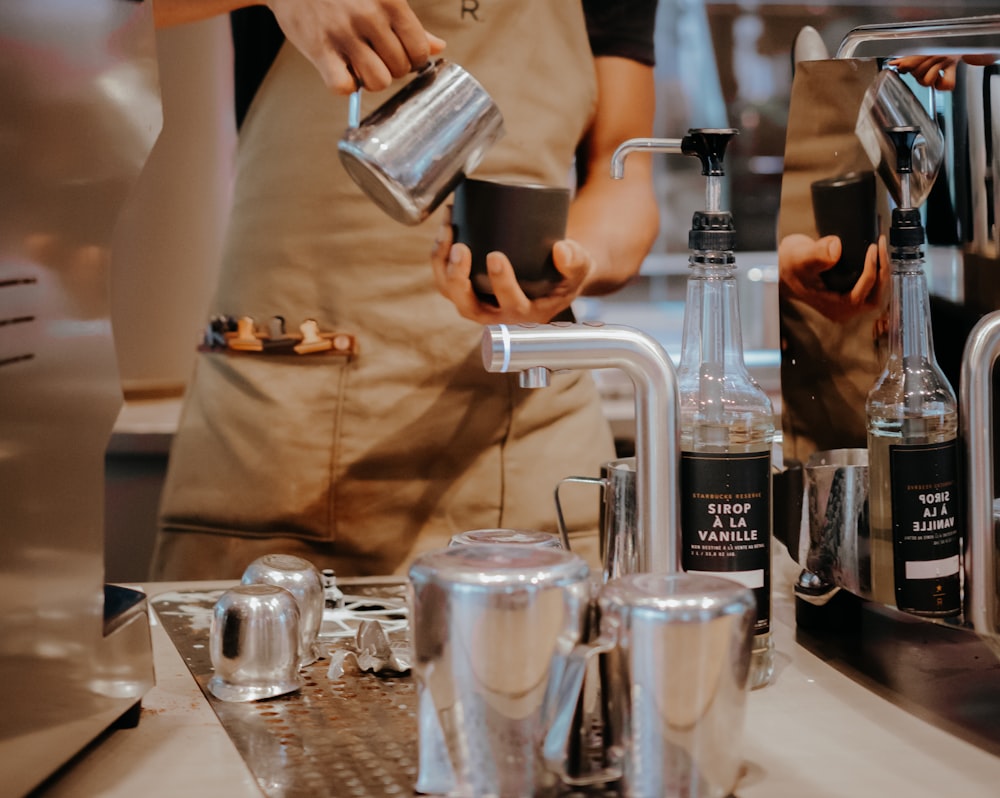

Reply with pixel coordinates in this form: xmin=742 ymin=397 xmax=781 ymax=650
xmin=431 ymin=216 xmax=594 ymax=323
xmin=779 ymin=232 xmax=888 ymax=322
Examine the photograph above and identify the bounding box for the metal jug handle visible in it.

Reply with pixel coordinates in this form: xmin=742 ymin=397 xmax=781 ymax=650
xmin=541 ymin=634 xmax=620 ymax=787
xmin=348 ymin=89 xmax=362 ymax=128
xmin=346 ymin=59 xmax=443 ymax=129
xmin=554 ymin=476 xmax=606 ymax=552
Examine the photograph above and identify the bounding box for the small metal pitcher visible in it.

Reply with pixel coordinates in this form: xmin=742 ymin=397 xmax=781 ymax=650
xmin=555 ymin=456 xmax=638 ymax=582
xmin=338 ymin=59 xmax=505 ymax=226
xmin=409 ymin=544 xmax=591 ymax=798
xmin=803 ymin=448 xmax=872 ymax=600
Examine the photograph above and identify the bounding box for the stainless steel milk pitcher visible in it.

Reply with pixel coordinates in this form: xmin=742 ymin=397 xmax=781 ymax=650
xmin=555 ymin=456 xmax=639 ymax=582
xmin=338 ymin=59 xmax=505 ymax=226
xmin=543 ymin=572 xmax=756 ymax=798
xmin=409 ymin=544 xmax=591 ymax=798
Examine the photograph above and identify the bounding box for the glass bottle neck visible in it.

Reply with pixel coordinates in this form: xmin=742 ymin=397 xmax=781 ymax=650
xmin=679 ymin=256 xmax=748 ymax=375
xmin=886 ymin=248 xmax=936 ymax=365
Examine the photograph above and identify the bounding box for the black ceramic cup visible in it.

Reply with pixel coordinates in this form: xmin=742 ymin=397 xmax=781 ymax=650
xmin=810 ymin=170 xmax=878 ymax=294
xmin=451 ymin=177 xmax=571 ymax=303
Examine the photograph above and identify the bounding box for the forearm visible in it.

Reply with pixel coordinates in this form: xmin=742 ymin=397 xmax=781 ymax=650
xmin=568 ymin=56 xmax=659 ymax=296
xmin=569 ymin=168 xmax=658 ymax=296
xmin=153 ymin=0 xmax=260 ymax=28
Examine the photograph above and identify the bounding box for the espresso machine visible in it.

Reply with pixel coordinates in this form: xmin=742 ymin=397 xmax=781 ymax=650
xmin=0 ymin=2 xmax=161 ymax=794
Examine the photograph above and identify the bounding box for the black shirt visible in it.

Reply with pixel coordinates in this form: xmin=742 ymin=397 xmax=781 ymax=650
xmin=583 ymin=0 xmax=658 ymax=67
xmin=231 ymin=1 xmax=659 ymax=129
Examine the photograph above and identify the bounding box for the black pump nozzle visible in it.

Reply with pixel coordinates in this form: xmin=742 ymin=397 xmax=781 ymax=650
xmin=681 ymin=128 xmax=739 ymax=254
xmin=681 ymin=128 xmax=738 ymax=177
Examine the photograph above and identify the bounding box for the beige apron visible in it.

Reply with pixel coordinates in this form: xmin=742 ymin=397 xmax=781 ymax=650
xmin=150 ymin=0 xmax=614 ymax=580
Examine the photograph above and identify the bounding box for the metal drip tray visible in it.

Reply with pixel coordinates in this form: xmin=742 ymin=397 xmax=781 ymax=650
xmin=153 ymin=581 xmax=416 ymax=797
xmin=152 ymin=581 xmax=617 ymax=798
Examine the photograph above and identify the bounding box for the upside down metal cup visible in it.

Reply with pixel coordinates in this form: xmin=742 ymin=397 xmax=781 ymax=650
xmin=207 ymin=584 xmax=303 ymax=703
xmin=544 ymin=572 xmax=756 ymax=798
xmin=241 ymin=553 xmax=326 ymax=667
xmin=409 ymin=544 xmax=591 ymax=798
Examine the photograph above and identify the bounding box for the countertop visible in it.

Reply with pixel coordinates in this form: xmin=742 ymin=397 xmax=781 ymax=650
xmin=32 ymin=553 xmax=1000 ymax=798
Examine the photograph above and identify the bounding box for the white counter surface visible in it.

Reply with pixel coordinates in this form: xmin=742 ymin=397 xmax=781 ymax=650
xmin=34 ymin=559 xmax=1000 ymax=798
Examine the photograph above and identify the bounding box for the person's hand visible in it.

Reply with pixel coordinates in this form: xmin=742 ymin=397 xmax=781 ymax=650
xmin=431 ymin=217 xmax=594 ymax=324
xmin=889 ymin=54 xmax=997 ymax=92
xmin=267 ymin=0 xmax=446 ymax=94
xmin=779 ymin=233 xmax=888 ymax=322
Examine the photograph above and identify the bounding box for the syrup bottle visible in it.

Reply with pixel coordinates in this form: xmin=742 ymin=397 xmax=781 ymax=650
xmin=866 ymin=126 xmax=962 ymax=618
xmin=675 ymin=130 xmax=775 ymax=688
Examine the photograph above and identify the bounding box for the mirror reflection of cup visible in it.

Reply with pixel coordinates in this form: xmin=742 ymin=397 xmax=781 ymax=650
xmin=810 ymin=170 xmax=877 ymax=293
xmin=451 ymin=177 xmax=570 ymax=304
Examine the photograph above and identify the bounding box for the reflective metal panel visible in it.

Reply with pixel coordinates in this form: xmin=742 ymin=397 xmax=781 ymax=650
xmin=0 ymin=1 xmax=160 ymax=794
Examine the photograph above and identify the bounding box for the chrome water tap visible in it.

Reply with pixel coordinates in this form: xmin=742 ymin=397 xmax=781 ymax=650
xmin=960 ymin=311 xmax=1000 ymax=648
xmin=481 ymin=322 xmax=681 ymax=574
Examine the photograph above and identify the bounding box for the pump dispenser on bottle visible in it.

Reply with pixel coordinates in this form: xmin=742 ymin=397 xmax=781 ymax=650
xmin=865 ymin=125 xmax=963 ymax=618
xmin=614 ymin=129 xmax=776 ymax=688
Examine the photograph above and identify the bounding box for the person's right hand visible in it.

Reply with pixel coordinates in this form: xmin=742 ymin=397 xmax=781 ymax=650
xmin=267 ymin=0 xmax=446 ymax=94
xmin=889 ymin=54 xmax=997 ymax=92
xmin=779 ymin=233 xmax=888 ymax=323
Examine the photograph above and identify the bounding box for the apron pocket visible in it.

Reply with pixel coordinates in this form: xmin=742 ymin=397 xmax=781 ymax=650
xmin=159 ymin=352 xmax=347 ymax=542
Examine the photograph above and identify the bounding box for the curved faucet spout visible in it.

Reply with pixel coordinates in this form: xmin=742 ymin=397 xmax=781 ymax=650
xmin=960 ymin=310 xmax=1000 ymax=639
xmin=610 ymin=137 xmax=684 ymax=179
xmin=482 ymin=322 xmax=681 ymax=574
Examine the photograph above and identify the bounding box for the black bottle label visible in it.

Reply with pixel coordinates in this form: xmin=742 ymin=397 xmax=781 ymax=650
xmin=889 ymin=439 xmax=962 ymax=616
xmin=681 ymin=451 xmax=771 ymax=634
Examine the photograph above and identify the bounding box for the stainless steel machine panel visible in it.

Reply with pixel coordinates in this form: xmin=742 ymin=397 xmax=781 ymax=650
xmin=0 ymin=2 xmax=161 ymax=794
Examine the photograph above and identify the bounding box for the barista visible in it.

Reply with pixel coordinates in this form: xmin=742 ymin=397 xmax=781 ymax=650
xmin=149 ymin=0 xmax=661 ymax=580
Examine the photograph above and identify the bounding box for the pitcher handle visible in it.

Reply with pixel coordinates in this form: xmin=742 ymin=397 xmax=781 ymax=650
xmin=347 ymin=59 xmax=443 ymax=129
xmin=541 ymin=635 xmax=620 ymax=786
xmin=348 ymin=89 xmax=362 ymax=128
xmin=554 ymin=476 xmax=606 ymax=552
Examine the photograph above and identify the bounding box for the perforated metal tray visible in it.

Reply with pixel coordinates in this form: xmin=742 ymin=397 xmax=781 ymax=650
xmin=152 ymin=581 xmax=617 ymax=798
